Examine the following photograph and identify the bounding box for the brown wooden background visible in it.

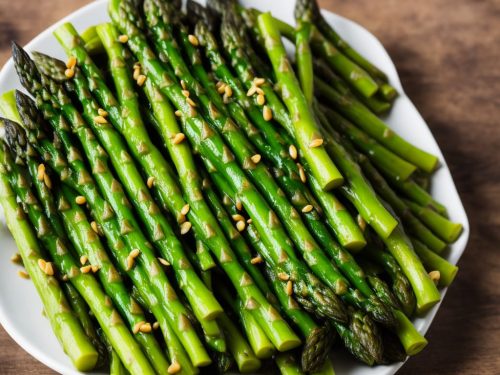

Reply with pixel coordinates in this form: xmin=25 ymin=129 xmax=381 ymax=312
xmin=0 ymin=0 xmax=499 ymax=374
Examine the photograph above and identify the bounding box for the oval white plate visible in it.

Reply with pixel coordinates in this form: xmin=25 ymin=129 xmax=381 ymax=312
xmin=0 ymin=0 xmax=469 ymax=374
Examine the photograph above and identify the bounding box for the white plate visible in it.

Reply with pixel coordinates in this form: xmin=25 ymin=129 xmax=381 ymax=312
xmin=0 ymin=0 xmax=469 ymax=374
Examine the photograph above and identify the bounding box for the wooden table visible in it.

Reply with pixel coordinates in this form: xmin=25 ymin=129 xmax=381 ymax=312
xmin=0 ymin=0 xmax=498 ymax=374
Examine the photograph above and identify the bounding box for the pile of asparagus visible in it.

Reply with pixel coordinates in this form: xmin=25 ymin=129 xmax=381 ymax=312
xmin=0 ymin=0 xmax=463 ymax=373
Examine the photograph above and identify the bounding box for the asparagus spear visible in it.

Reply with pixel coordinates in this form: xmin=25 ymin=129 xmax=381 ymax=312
xmin=294 ymin=0 xmax=314 ymax=105
xmin=108 ymin=0 xmax=300 ymax=351
xmin=256 ymin=12 xmax=344 ymax=190
xmin=412 ymin=238 xmax=458 ymax=287
xmin=0 ymin=143 xmax=98 ymax=372
xmin=314 ymin=77 xmax=439 ymax=172
xmin=1 ymin=129 xmax=156 ymax=375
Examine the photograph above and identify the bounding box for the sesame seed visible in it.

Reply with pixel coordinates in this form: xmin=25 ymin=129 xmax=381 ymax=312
xmin=236 ymin=220 xmax=246 ymax=232
xmin=172 ymin=133 xmax=186 ymax=145
xmin=126 ymin=256 xmax=135 ymax=271
xmin=250 ymin=256 xmax=263 ymax=265
xmin=139 ymin=322 xmax=152 ymax=333
xmin=429 ymin=270 xmax=440 ymax=285
xmin=75 ymin=196 xmax=87 ymax=205
xmin=90 ymin=221 xmax=99 ymax=234
xmin=297 ymin=163 xmax=306 ymax=183
xmin=66 ymin=56 xmax=77 ymax=69
xmin=153 ymin=321 xmax=160 ymax=330
xmin=236 ymin=199 xmax=243 ymax=211
xmin=137 ymin=75 xmax=147 ymax=86
xmin=94 ymin=115 xmax=108 ymax=124
xmin=37 ymin=163 xmax=45 ymax=181
xmin=80 ymin=255 xmax=88 ymax=265
xmin=247 ymin=218 xmax=252 ymax=224
xmin=232 ymin=214 xmax=244 ymax=222
xmin=180 ymin=221 xmax=192 ymax=235
xmin=278 ymin=272 xmax=289 ymax=281
xmin=80 ymin=265 xmax=92 ymax=274
xmin=44 ymin=263 xmax=54 ymax=276
xmin=180 ymin=80 xmax=187 ymax=90
xmin=38 ymin=259 xmax=47 ymax=272
xmin=147 ymin=176 xmax=155 ymax=188
xmin=118 ymin=34 xmax=129 ymax=43
xmin=309 ymin=138 xmax=324 ymax=148
xmin=18 ymin=270 xmax=30 ymax=279
xmin=181 ymin=90 xmax=190 ymax=98
xmin=188 ymin=34 xmax=199 ymax=46
xmin=186 ymin=97 xmax=197 ymax=107
xmin=181 ymin=204 xmax=190 ymax=216
xmin=224 ymin=85 xmax=233 ymax=97
xmin=98 ymin=108 xmax=108 ymax=117
xmin=250 ymin=154 xmax=261 ymax=164
xmin=256 ymin=93 xmax=265 ymax=106
xmin=64 ymin=68 xmax=75 ymax=78
xmin=289 ymin=145 xmax=297 ymax=160
xmin=255 ymin=87 xmax=264 ymax=95
xmin=263 ymin=106 xmax=273 ymax=121
xmin=246 ymin=85 xmax=257 ymax=96
xmin=174 ymin=110 xmax=182 ymax=117
xmin=254 ymin=77 xmax=265 ymax=86
xmin=168 ymin=361 xmax=181 ymax=374
xmin=133 ymin=67 xmax=141 ymax=80
xmin=43 ymin=173 xmax=52 ymax=189
xmin=129 ymin=249 xmax=140 ymax=259
xmin=217 ymin=84 xmax=226 ymax=94
xmin=133 ymin=62 xmax=141 ymax=69
xmin=286 ymin=280 xmax=293 ymax=295
xmin=91 ymin=265 xmax=100 ymax=273
xmin=158 ymin=257 xmax=170 ymax=266
xmin=10 ymin=253 xmax=21 ymax=264
xmin=133 ymin=321 xmax=145 ymax=334
xmin=302 ymin=205 xmax=313 ymax=213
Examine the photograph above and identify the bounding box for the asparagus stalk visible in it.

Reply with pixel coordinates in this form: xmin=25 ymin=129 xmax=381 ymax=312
xmin=294 ymin=0 xmax=314 ymax=105
xmin=314 ymin=78 xmax=439 ymax=173
xmin=1 ymin=131 xmax=156 ymax=375
xmin=257 ymin=12 xmax=344 ymax=190
xmin=0 ymin=144 xmax=98 ymax=372
xmin=412 ymin=238 xmax=458 ymax=287
xmin=109 ymin=0 xmax=301 ymax=351
xmin=404 ymin=199 xmax=462 ymax=243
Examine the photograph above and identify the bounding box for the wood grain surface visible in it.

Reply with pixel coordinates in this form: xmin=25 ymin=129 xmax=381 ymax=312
xmin=0 ymin=0 xmax=499 ymax=374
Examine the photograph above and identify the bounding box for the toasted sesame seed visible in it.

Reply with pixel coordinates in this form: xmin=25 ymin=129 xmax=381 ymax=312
xmin=43 ymin=173 xmax=52 ymax=189
xmin=91 ymin=265 xmax=100 ymax=273
xmin=278 ymin=272 xmax=290 ymax=281
xmin=186 ymin=97 xmax=197 ymax=107
xmin=246 ymin=85 xmax=257 ymax=96
xmin=216 ymin=81 xmax=224 ymax=88
xmin=133 ymin=62 xmax=141 ymax=69
xmin=75 ymin=196 xmax=87 ymax=205
xmin=10 ymin=253 xmax=21 ymax=264
xmin=286 ymin=280 xmax=293 ymax=295
xmin=224 ymin=85 xmax=233 ymax=97
xmin=263 ymin=105 xmax=273 ymax=121
xmin=180 ymin=80 xmax=187 ymax=90
xmin=180 ymin=221 xmax=192 ymax=235
xmin=18 ymin=270 xmax=30 ymax=279
xmin=302 ymin=204 xmax=313 ymax=213
xmin=250 ymin=256 xmax=263 ymax=265
xmin=172 ymin=133 xmax=186 ymax=145
xmin=118 ymin=34 xmax=129 ymax=43
xmin=65 ymin=68 xmax=75 ymax=78
xmin=429 ymin=270 xmax=440 ymax=284
xmin=90 ymin=221 xmax=99 ymax=234
xmin=254 ymin=77 xmax=265 ymax=86
xmin=66 ymin=56 xmax=77 ymax=69
xmin=133 ymin=321 xmax=145 ymax=334
xmin=126 ymin=256 xmax=135 ymax=271
xmin=80 ymin=255 xmax=88 ymax=265
xmin=217 ymin=84 xmax=226 ymax=94
xmin=256 ymin=93 xmax=266 ymax=106
xmin=174 ymin=110 xmax=182 ymax=117
xmin=98 ymin=108 xmax=108 ymax=117
xmin=181 ymin=204 xmax=190 ymax=216
xmin=236 ymin=221 xmax=246 ymax=232
xmin=80 ymin=265 xmax=92 ymax=274
xmin=188 ymin=34 xmax=199 ymax=46
xmin=181 ymin=90 xmax=190 ymax=98
xmin=255 ymin=87 xmax=264 ymax=95
xmin=232 ymin=214 xmax=244 ymax=222
xmin=297 ymin=163 xmax=306 ymax=183
xmin=247 ymin=218 xmax=252 ymax=224
xmin=43 ymin=262 xmax=54 ymax=276
xmin=129 ymin=249 xmax=140 ymax=259
xmin=137 ymin=74 xmax=147 ymax=86
xmin=158 ymin=257 xmax=170 ymax=266
xmin=94 ymin=115 xmax=108 ymax=124
xmin=289 ymin=145 xmax=297 ymax=160
xmin=168 ymin=361 xmax=181 ymax=374
xmin=133 ymin=67 xmax=141 ymax=80
xmin=153 ymin=321 xmax=160 ymax=330
xmin=250 ymin=154 xmax=261 ymax=164
xmin=140 ymin=322 xmax=152 ymax=333
xmin=37 ymin=163 xmax=45 ymax=181
xmin=309 ymin=138 xmax=324 ymax=148
xmin=147 ymin=176 xmax=155 ymax=189
xmin=236 ymin=199 xmax=243 ymax=211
